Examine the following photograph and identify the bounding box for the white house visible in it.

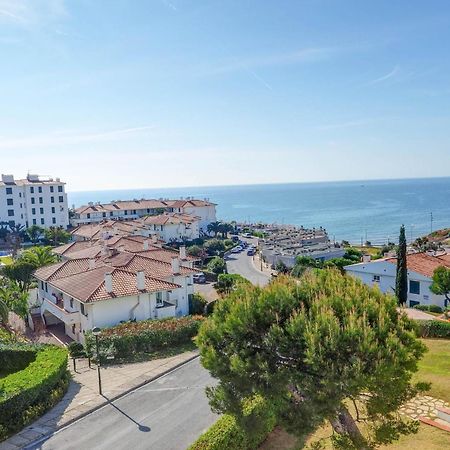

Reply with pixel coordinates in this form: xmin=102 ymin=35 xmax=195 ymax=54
xmin=140 ymin=213 xmax=200 ymax=242
xmin=72 ymin=198 xmax=217 ymax=233
xmin=344 ymin=252 xmax=450 ymax=308
xmin=0 ymin=174 xmax=69 ymax=229
xmin=34 ymin=249 xmax=199 ymax=343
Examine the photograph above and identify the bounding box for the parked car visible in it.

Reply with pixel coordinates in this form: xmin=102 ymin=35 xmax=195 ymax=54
xmin=232 ymin=246 xmax=242 ymax=253
xmin=247 ymin=248 xmax=255 ymax=256
xmin=193 ymin=272 xmax=206 ymax=283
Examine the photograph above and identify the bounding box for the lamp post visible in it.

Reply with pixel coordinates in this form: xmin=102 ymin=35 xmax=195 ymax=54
xmin=92 ymin=327 xmax=102 ymax=395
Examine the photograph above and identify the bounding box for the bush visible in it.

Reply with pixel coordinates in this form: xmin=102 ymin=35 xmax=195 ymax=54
xmin=207 ymin=257 xmax=227 ymax=275
xmin=413 ymin=305 xmax=443 ymax=313
xmin=415 ymin=320 xmax=450 ymax=338
xmin=189 ymin=293 xmax=207 ymax=315
xmin=0 ymin=345 xmax=68 ymax=441
xmin=214 ymin=274 xmax=250 ymax=295
xmin=0 ymin=343 xmax=37 ymax=373
xmin=68 ymin=341 xmax=86 ymax=358
xmin=189 ymin=396 xmax=276 ymax=450
xmin=224 ymin=239 xmax=234 ymax=248
xmin=204 ymin=239 xmax=226 ymax=255
xmin=85 ymin=316 xmax=204 ymax=361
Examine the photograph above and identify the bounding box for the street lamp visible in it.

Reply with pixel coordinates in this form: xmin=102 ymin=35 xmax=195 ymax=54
xmin=92 ymin=327 xmax=102 ymax=395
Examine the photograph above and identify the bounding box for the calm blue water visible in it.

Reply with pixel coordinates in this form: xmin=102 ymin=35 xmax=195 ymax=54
xmin=68 ymin=178 xmax=450 ymax=245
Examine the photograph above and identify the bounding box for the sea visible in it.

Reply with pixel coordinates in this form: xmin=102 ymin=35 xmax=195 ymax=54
xmin=67 ymin=177 xmax=450 ymax=246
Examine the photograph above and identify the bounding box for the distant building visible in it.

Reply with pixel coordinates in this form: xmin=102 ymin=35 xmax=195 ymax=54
xmin=72 ymin=198 xmax=216 ymax=233
xmin=0 ymin=174 xmax=69 ymax=229
xmin=259 ymin=225 xmax=345 ymax=268
xmin=344 ymin=252 xmax=450 ymax=308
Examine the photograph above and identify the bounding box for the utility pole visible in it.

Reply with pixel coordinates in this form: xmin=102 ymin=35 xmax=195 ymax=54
xmin=430 ymin=212 xmax=433 ymax=234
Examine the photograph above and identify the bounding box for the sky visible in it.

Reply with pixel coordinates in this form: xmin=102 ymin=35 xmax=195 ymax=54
xmin=1 ymin=0 xmax=450 ymax=192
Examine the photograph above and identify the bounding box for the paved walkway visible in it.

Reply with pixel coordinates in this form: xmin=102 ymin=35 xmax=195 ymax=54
xmin=2 ymin=350 xmax=199 ymax=450
xmin=400 ymin=308 xmax=437 ymax=321
xmin=399 ymin=395 xmax=449 ymax=420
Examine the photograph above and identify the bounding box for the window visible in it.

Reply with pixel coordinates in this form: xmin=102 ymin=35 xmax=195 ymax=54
xmin=39 ymin=197 xmax=43 ymax=204
xmin=44 ymin=282 xmax=48 ymax=292
xmin=50 ymin=186 xmax=54 ymax=193
xmin=40 ymin=207 xmax=44 ymax=214
xmin=5 ymin=187 xmax=12 ymax=195
xmin=87 ymin=213 xmax=91 ymax=219
xmin=32 ymin=219 xmax=36 ymax=225
xmin=59 ymin=196 xmax=64 ymax=202
xmin=19 ymin=192 xmax=22 ymax=198
xmin=124 ymin=210 xmax=128 ymax=215
xmin=52 ymin=217 xmax=56 ymax=224
xmin=409 ymin=280 xmax=420 ymax=295
xmin=31 ymin=197 xmax=35 ymax=204
xmin=58 ymin=185 xmax=63 ymax=192
xmin=38 ymin=186 xmax=42 ymax=193
xmin=20 ymin=203 xmax=22 ymax=208
xmin=51 ymin=207 xmax=55 ymax=213
xmin=40 ymin=281 xmax=44 ymax=290
xmin=40 ymin=218 xmax=44 ymax=225
xmin=80 ymin=303 xmax=87 ymax=316
xmin=7 ymin=210 xmax=14 ymax=217
xmin=156 ymin=292 xmax=163 ymax=305
xmin=51 ymin=196 xmax=55 ymax=203
xmin=70 ymin=298 xmax=74 ymax=308
xmin=30 ymin=187 xmax=34 ymax=193
xmin=32 ymin=208 xmax=36 ymax=215
xmin=110 ymin=212 xmax=113 ymax=217
xmin=7 ymin=198 xmax=13 ymax=206
xmin=372 ymin=275 xmax=380 ymax=282
xmin=102 ymin=212 xmax=106 ymax=217
xmin=72 ymin=324 xmax=76 ymax=335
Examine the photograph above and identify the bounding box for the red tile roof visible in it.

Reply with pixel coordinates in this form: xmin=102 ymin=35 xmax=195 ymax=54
xmin=386 ymin=252 xmax=450 ymax=278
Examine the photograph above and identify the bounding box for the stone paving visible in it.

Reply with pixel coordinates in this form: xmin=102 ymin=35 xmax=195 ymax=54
xmin=1 ymin=350 xmax=199 ymax=450
xmin=399 ymin=395 xmax=449 ymax=420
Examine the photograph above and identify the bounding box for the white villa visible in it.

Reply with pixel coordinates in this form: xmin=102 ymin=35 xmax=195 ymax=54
xmin=34 ymin=244 xmax=198 ymax=343
xmin=0 ymin=174 xmax=69 ymax=229
xmin=72 ymin=198 xmax=216 ymax=233
xmin=344 ymin=252 xmax=450 ymax=308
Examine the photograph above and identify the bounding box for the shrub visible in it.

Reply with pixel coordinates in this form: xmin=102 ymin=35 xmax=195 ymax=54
xmin=0 ymin=343 xmax=37 ymax=373
xmin=415 ymin=320 xmax=450 ymax=338
xmin=214 ymin=274 xmax=250 ymax=295
xmin=207 ymin=257 xmax=227 ymax=275
xmin=189 ymin=293 xmax=207 ymax=315
xmin=189 ymin=396 xmax=276 ymax=450
xmin=204 ymin=239 xmax=226 ymax=255
xmin=413 ymin=305 xmax=443 ymax=314
xmin=68 ymin=341 xmax=86 ymax=358
xmin=0 ymin=345 xmax=68 ymax=441
xmin=85 ymin=316 xmax=204 ymax=361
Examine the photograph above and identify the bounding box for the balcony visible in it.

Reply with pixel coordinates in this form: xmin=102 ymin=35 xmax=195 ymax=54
xmin=42 ymin=298 xmax=81 ymax=325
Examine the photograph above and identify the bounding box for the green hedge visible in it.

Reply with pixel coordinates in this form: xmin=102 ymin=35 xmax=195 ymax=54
xmin=85 ymin=316 xmax=204 ymax=361
xmin=0 ymin=345 xmax=68 ymax=441
xmin=189 ymin=396 xmax=276 ymax=450
xmin=413 ymin=304 xmax=443 ymax=313
xmin=416 ymin=320 xmax=450 ymax=338
xmin=0 ymin=343 xmax=37 ymax=373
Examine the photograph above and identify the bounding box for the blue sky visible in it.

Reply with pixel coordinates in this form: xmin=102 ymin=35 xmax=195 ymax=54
xmin=1 ymin=0 xmax=450 ymax=191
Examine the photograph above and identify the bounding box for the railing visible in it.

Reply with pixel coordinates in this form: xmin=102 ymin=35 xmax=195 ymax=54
xmin=42 ymin=298 xmax=80 ymax=325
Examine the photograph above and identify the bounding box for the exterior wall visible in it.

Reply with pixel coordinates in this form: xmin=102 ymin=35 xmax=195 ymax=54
xmin=344 ymin=260 xmax=447 ymax=308
xmin=182 ymin=205 xmax=216 ymax=232
xmin=0 ymin=176 xmax=69 ymax=229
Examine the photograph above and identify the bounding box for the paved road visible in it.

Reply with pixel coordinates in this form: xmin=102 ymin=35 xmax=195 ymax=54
xmin=25 ymin=358 xmax=217 ymax=450
xmin=226 ymin=238 xmax=270 ymax=286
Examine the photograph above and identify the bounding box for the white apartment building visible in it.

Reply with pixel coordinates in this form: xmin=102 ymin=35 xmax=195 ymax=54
xmin=0 ymin=174 xmax=69 ymax=229
xmin=344 ymin=252 xmax=450 ymax=309
xmin=72 ymin=198 xmax=216 ymax=233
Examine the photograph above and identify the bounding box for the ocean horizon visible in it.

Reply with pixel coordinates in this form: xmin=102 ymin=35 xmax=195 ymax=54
xmin=68 ymin=177 xmax=450 ymax=246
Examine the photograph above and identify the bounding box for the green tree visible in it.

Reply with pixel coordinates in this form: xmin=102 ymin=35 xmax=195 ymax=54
xmin=275 ymin=260 xmax=290 ymax=274
xmin=2 ymin=260 xmax=37 ymax=291
xmin=218 ymin=222 xmax=234 ymax=239
xmin=0 ymin=298 xmax=9 ymax=324
xmin=395 ymin=225 xmax=408 ymax=306
xmin=204 ymin=238 xmax=226 ymax=255
xmin=197 ymin=271 xmax=425 ymax=449
xmin=214 ymin=273 xmax=250 ymax=295
xmin=430 ymin=266 xmax=450 ymax=308
xmin=44 ymin=226 xmax=71 ymax=246
xmin=20 ymin=246 xmax=57 ymax=268
xmin=189 ymin=293 xmax=207 ymax=315
xmin=26 ymin=225 xmax=44 ymax=244
xmin=207 ymin=257 xmax=227 ymax=275
xmin=0 ymin=280 xmax=29 ymax=319
xmin=291 ymin=256 xmax=322 ymax=278
xmin=207 ymin=221 xmax=221 ymax=237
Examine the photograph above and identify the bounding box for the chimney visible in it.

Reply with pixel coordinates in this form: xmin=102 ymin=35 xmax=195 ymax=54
xmin=136 ymin=271 xmax=145 ymax=290
xmin=171 ymin=257 xmax=180 ymax=275
xmin=151 ymin=234 xmax=158 ymax=243
xmin=143 ymin=240 xmax=149 ymax=251
xmin=362 ymin=254 xmax=371 ymax=263
xmin=89 ymin=259 xmax=96 ymax=270
xmin=179 ymin=246 xmax=186 ymax=260
xmin=105 ymin=272 xmax=113 ymax=293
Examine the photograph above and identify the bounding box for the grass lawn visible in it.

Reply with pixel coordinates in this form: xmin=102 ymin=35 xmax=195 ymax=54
xmin=261 ymin=338 xmax=450 ymax=450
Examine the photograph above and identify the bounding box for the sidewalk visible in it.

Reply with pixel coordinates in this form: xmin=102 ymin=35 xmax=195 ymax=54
xmin=252 ymin=253 xmax=273 ymax=278
xmin=2 ymin=350 xmax=199 ymax=450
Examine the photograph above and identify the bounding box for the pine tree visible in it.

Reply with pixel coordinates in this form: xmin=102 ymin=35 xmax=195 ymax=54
xmin=396 ymin=225 xmax=408 ymax=306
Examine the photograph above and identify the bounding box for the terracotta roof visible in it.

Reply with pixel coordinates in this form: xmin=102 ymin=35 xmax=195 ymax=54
xmin=34 ymin=259 xmax=93 ymax=281
xmin=136 ymin=248 xmax=196 ymax=263
xmin=51 ymin=266 xmax=180 ymax=302
xmin=141 ymin=213 xmax=200 ymax=226
xmin=53 ymin=241 xmax=93 ymax=256
xmin=386 ymin=252 xmax=450 ymax=278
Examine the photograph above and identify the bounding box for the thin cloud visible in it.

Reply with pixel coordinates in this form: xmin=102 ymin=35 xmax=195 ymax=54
xmin=366 ymin=65 xmax=400 ymax=86
xmin=0 ymin=0 xmax=67 ymax=26
xmin=0 ymin=125 xmax=157 ymax=150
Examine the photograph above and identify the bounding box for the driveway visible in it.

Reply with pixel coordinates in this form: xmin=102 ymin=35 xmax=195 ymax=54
xmin=24 ymin=358 xmax=217 ymax=450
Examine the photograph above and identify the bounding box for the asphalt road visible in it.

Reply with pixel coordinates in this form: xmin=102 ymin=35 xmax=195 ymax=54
xmin=25 ymin=358 xmax=217 ymax=450
xmin=226 ymin=238 xmax=270 ymax=286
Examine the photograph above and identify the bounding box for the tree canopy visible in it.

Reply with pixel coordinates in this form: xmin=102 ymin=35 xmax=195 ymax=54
xmin=207 ymin=256 xmax=227 ymax=275
xmin=19 ymin=246 xmax=57 ymax=268
xmin=197 ymin=270 xmax=426 ymax=449
xmin=395 ymin=225 xmax=408 ymax=306
xmin=430 ymin=266 xmax=450 ymax=307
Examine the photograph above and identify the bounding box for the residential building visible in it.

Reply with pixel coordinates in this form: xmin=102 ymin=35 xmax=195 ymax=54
xmin=34 ymin=246 xmax=198 ymax=343
xmin=344 ymin=252 xmax=450 ymax=308
xmin=71 ymin=198 xmax=216 ymax=233
xmin=0 ymin=174 xmax=69 ymax=229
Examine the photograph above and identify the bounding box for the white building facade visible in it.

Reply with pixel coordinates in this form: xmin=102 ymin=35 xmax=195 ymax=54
xmin=0 ymin=174 xmax=69 ymax=229
xmin=344 ymin=253 xmax=450 ymax=309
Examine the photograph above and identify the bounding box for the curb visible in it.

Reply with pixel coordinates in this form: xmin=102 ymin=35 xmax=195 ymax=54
xmin=21 ymin=352 xmax=200 ymax=449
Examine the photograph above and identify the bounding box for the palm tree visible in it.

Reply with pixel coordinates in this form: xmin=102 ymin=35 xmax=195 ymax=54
xmin=0 ymin=281 xmax=29 ymax=320
xmin=207 ymin=221 xmax=221 ymax=237
xmin=8 ymin=223 xmax=25 ymax=257
xmin=20 ymin=246 xmax=57 ymax=268
xmin=26 ymin=225 xmax=44 ymax=244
